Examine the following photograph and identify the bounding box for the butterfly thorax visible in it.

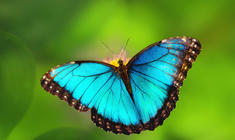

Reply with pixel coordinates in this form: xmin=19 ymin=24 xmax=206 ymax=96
xmin=116 ymin=59 xmax=126 ymax=74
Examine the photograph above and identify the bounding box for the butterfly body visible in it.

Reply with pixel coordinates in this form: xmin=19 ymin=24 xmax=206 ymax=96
xmin=114 ymin=60 xmax=134 ymax=97
xmin=40 ymin=36 xmax=201 ymax=134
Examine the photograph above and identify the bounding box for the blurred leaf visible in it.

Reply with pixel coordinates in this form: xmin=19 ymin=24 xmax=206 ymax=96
xmin=0 ymin=32 xmax=35 ymax=139
xmin=33 ymin=127 xmax=127 ymax=140
xmin=0 ymin=0 xmax=91 ymax=62
xmin=34 ymin=127 xmax=93 ymax=140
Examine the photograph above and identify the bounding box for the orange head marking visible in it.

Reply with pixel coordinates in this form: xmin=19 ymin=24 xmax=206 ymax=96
xmin=103 ymin=48 xmax=130 ymax=67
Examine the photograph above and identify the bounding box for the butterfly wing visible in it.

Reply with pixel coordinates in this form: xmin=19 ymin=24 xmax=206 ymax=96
xmin=40 ymin=36 xmax=201 ymax=135
xmin=127 ymin=36 xmax=201 ymax=130
xmin=40 ymin=61 xmax=141 ymax=134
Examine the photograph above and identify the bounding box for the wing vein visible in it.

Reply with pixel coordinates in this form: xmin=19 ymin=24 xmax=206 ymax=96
xmin=52 ymin=64 xmax=76 ymax=79
xmin=131 ymin=53 xmax=169 ymax=66
xmin=144 ymin=64 xmax=177 ymax=77
xmin=79 ymin=76 xmax=100 ymax=101
xmin=96 ymin=76 xmax=117 ymax=112
xmin=87 ymin=72 xmax=114 ymax=106
xmin=72 ymin=70 xmax=113 ymax=77
xmin=130 ymin=69 xmax=170 ymax=87
xmin=130 ymin=71 xmax=168 ymax=93
xmin=57 ymin=65 xmax=80 ymax=83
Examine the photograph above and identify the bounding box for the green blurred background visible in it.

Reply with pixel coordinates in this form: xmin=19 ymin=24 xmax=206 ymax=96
xmin=0 ymin=0 xmax=235 ymax=140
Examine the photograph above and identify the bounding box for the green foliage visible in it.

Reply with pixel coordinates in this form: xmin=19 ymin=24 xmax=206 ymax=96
xmin=0 ymin=0 xmax=234 ymax=140
xmin=0 ymin=32 xmax=35 ymax=139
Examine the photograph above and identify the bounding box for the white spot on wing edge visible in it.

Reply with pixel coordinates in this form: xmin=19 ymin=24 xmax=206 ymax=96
xmin=188 ymin=57 xmax=192 ymax=61
xmin=182 ymin=38 xmax=187 ymax=42
xmin=192 ymin=38 xmax=197 ymax=42
xmin=161 ymin=39 xmax=167 ymax=43
xmin=51 ymin=69 xmax=55 ymax=75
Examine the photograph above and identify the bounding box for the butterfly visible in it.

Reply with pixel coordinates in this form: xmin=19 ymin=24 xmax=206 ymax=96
xmin=40 ymin=36 xmax=201 ymax=135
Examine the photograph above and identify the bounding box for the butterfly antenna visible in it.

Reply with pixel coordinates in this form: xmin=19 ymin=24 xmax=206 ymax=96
xmin=101 ymin=41 xmax=115 ymax=56
xmin=123 ymin=37 xmax=130 ymax=51
xmin=119 ymin=38 xmax=130 ymax=58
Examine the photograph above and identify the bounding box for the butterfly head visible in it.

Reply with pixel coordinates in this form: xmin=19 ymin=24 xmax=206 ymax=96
xmin=118 ymin=59 xmax=124 ymax=66
xmin=103 ymin=48 xmax=130 ymax=67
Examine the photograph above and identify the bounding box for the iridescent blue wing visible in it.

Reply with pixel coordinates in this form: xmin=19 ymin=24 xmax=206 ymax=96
xmin=40 ymin=61 xmax=141 ymax=134
xmin=127 ymin=36 xmax=201 ymax=130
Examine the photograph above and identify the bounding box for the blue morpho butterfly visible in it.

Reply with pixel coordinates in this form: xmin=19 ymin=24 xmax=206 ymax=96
xmin=41 ymin=36 xmax=201 ymax=135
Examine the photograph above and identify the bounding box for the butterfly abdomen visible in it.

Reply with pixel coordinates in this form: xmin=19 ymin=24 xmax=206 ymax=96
xmin=116 ymin=60 xmax=133 ymax=99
